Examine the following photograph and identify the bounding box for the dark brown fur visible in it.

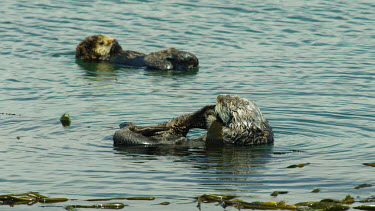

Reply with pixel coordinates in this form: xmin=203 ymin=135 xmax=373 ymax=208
xmin=113 ymin=95 xmax=274 ymax=146
xmin=122 ymin=105 xmax=215 ymax=137
xmin=76 ymin=34 xmax=199 ymax=71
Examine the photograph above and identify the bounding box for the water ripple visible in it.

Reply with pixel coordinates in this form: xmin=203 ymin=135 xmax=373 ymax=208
xmin=0 ymin=0 xmax=374 ymax=210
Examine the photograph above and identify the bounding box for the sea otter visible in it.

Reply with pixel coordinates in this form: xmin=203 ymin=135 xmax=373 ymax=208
xmin=75 ymin=34 xmax=199 ymax=71
xmin=113 ymin=104 xmax=216 ymax=146
xmin=113 ymin=95 xmax=274 ymax=146
xmin=212 ymin=94 xmax=274 ymax=145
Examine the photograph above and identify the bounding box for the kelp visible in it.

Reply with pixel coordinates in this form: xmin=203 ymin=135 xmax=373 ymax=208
xmin=60 ymin=113 xmax=71 ymax=127
xmin=196 ymin=194 xmax=359 ymax=210
xmin=311 ymin=188 xmax=320 ymax=193
xmin=354 ymin=184 xmax=372 ymax=189
xmin=287 ymin=163 xmax=310 ymax=168
xmin=271 ymin=191 xmax=289 ymax=196
xmin=0 ymin=192 xmax=68 ymax=206
xmin=65 ymin=203 xmax=125 ymax=210
xmin=86 ymin=196 xmax=155 ymax=201
xmin=234 ymin=200 xmax=297 ymax=210
xmin=273 ymin=150 xmax=304 ymax=155
xmin=1 ymin=191 xmax=373 ymax=210
xmin=0 ymin=192 xmax=154 ymax=209
xmin=363 ymin=163 xmax=375 ymax=167
xmin=354 ymin=205 xmax=375 ymax=210
xmin=196 ymin=194 xmax=296 ymax=210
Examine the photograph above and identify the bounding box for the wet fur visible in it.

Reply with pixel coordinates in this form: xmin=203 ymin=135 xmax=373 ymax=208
xmin=76 ymin=34 xmax=199 ymax=71
xmin=215 ymin=94 xmax=274 ymax=145
xmin=113 ymin=105 xmax=215 ymax=146
xmin=113 ymin=95 xmax=273 ymax=146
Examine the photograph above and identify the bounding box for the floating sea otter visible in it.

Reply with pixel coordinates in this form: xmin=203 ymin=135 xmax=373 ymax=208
xmin=75 ymin=34 xmax=199 ymax=71
xmin=113 ymin=95 xmax=274 ymax=146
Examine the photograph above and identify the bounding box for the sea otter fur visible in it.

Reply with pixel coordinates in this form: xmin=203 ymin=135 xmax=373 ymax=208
xmin=113 ymin=95 xmax=274 ymax=146
xmin=76 ymin=34 xmax=199 ymax=71
xmin=113 ymin=105 xmax=215 ymax=146
xmin=214 ymin=94 xmax=274 ymax=145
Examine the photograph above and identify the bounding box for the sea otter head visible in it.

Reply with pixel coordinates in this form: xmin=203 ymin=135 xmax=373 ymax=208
xmin=215 ymin=94 xmax=268 ymax=130
xmin=215 ymin=94 xmax=234 ymax=124
xmin=76 ymin=34 xmax=121 ymax=61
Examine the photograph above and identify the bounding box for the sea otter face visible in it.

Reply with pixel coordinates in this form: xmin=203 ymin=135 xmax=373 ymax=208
xmin=93 ymin=35 xmax=116 ymax=58
xmin=215 ymin=94 xmax=233 ymax=124
xmin=76 ymin=34 xmax=117 ymax=61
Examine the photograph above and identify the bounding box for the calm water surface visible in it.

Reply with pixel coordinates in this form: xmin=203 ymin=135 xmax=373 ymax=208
xmin=0 ymin=0 xmax=374 ymax=210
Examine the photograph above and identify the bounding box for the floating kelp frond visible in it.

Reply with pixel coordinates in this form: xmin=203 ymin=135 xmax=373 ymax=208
xmin=60 ymin=113 xmax=71 ymax=127
xmin=342 ymin=195 xmax=355 ymax=204
xmin=195 ymin=194 xmax=361 ymax=210
xmin=86 ymin=196 xmax=155 ymax=201
xmin=196 ymin=194 xmax=296 ymax=210
xmin=125 ymin=197 xmax=155 ymax=200
xmin=354 ymin=205 xmax=375 ymax=210
xmin=311 ymin=188 xmax=320 ymax=193
xmin=233 ymin=200 xmax=297 ymax=210
xmin=363 ymin=163 xmax=375 ymax=167
xmin=273 ymin=150 xmax=304 ymax=155
xmin=354 ymin=184 xmax=373 ymax=189
xmin=0 ymin=192 xmax=68 ymax=206
xmin=308 ymin=201 xmax=350 ymax=210
xmin=271 ymin=191 xmax=288 ymax=196
xmin=196 ymin=194 xmax=237 ymax=210
xmin=65 ymin=203 xmax=125 ymax=210
xmin=286 ymin=163 xmax=310 ymax=168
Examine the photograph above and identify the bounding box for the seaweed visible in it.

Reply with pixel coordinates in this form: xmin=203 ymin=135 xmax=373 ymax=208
xmin=65 ymin=203 xmax=125 ymax=210
xmin=287 ymin=163 xmax=310 ymax=168
xmin=60 ymin=113 xmax=71 ymax=127
xmin=0 ymin=192 xmax=68 ymax=206
xmin=196 ymin=194 xmax=297 ymax=210
xmin=354 ymin=205 xmax=375 ymax=210
xmin=355 ymin=184 xmax=373 ymax=189
xmin=271 ymin=191 xmax=289 ymax=196
xmin=363 ymin=163 xmax=375 ymax=167
xmin=86 ymin=196 xmax=155 ymax=201
xmin=195 ymin=194 xmax=358 ymax=210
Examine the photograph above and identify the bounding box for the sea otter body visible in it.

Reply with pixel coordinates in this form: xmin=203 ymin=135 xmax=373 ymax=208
xmin=75 ymin=34 xmax=199 ymax=71
xmin=212 ymin=94 xmax=274 ymax=145
xmin=113 ymin=95 xmax=274 ymax=146
xmin=113 ymin=105 xmax=216 ymax=146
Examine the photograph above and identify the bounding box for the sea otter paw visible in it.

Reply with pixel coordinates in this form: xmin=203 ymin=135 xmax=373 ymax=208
xmin=119 ymin=122 xmax=134 ymax=129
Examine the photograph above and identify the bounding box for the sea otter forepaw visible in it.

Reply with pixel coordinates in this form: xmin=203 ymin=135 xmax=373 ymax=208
xmin=119 ymin=122 xmax=134 ymax=129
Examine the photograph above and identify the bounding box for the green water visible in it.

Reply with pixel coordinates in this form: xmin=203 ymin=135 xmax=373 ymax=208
xmin=0 ymin=0 xmax=374 ymax=210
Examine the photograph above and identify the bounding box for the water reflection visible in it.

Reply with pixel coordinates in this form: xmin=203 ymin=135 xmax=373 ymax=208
xmin=114 ymin=144 xmax=273 ymax=177
xmin=76 ymin=58 xmax=199 ymax=80
xmin=196 ymin=145 xmax=273 ymax=176
xmin=143 ymin=67 xmax=199 ymax=77
xmin=114 ymin=144 xmax=205 ymax=157
xmin=75 ymin=59 xmax=121 ymax=79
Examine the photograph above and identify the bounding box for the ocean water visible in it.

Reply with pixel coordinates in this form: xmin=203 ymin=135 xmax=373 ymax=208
xmin=0 ymin=0 xmax=374 ymax=210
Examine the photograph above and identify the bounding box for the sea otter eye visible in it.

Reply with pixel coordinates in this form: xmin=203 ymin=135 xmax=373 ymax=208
xmin=99 ymin=42 xmax=104 ymax=46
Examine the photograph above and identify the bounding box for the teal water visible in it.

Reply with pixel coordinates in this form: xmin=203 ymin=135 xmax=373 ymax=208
xmin=1 ymin=0 xmax=374 ymax=210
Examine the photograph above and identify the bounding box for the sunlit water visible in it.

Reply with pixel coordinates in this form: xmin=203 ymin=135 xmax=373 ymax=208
xmin=1 ymin=0 xmax=374 ymax=210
